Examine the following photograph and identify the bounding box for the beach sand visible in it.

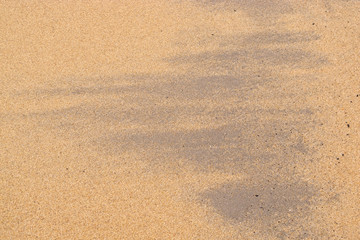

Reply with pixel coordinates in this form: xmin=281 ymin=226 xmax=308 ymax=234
xmin=1 ymin=0 xmax=359 ymax=239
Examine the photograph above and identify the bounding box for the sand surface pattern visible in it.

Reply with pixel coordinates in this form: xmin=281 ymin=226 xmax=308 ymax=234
xmin=1 ymin=0 xmax=359 ymax=239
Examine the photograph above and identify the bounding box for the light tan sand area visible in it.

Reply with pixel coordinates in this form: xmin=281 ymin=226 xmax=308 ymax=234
xmin=1 ymin=0 xmax=359 ymax=239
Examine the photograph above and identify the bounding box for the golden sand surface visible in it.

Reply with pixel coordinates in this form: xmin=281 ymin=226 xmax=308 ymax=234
xmin=1 ymin=0 xmax=359 ymax=239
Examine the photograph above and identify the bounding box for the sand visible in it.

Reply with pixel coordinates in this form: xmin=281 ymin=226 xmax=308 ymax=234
xmin=1 ymin=0 xmax=359 ymax=239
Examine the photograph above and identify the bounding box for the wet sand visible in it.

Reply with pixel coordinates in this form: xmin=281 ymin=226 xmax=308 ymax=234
xmin=1 ymin=0 xmax=359 ymax=239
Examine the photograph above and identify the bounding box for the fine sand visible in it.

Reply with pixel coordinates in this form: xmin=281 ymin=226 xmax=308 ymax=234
xmin=1 ymin=0 xmax=359 ymax=239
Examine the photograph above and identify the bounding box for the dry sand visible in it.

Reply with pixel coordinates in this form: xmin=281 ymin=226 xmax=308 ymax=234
xmin=1 ymin=0 xmax=359 ymax=239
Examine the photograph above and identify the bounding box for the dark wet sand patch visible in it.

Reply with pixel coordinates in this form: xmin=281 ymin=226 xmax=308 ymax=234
xmin=202 ymin=180 xmax=317 ymax=238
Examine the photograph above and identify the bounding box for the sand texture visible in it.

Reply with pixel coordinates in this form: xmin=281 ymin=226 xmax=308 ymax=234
xmin=1 ymin=0 xmax=359 ymax=239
